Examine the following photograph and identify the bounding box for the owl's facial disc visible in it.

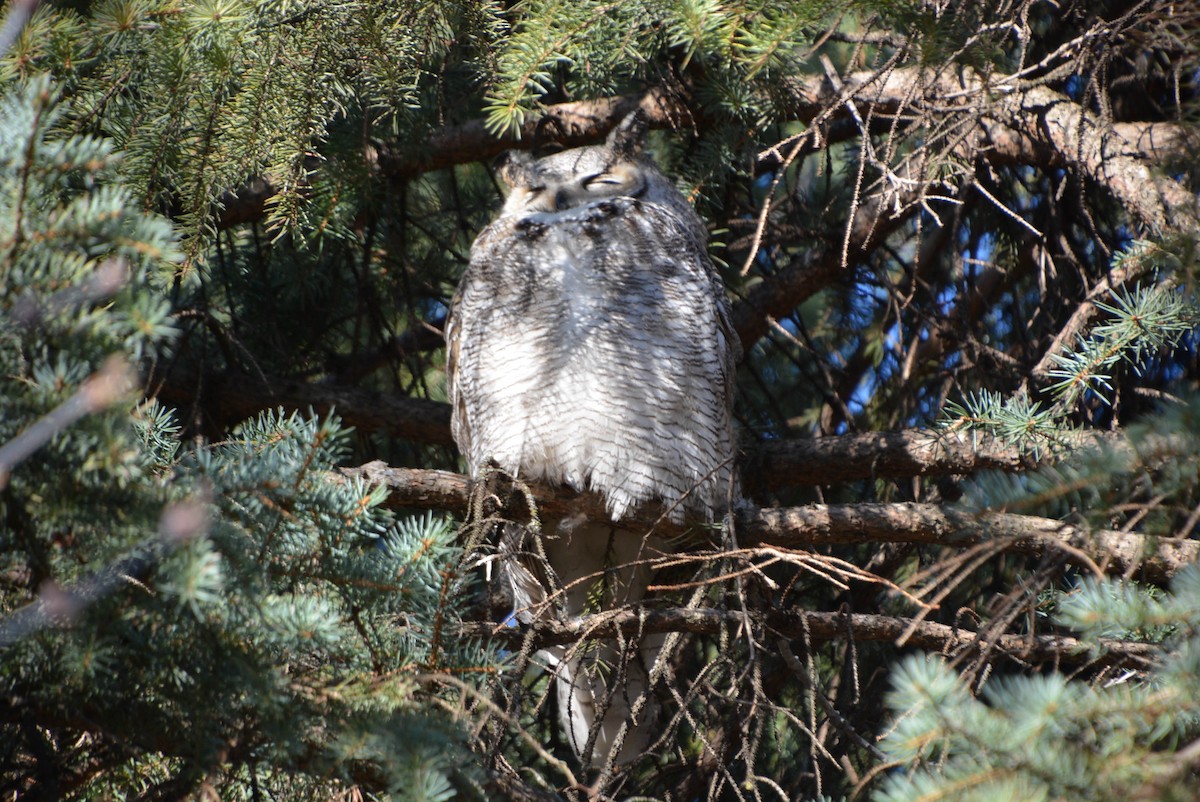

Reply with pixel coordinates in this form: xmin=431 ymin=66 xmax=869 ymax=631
xmin=501 ymin=157 xmax=646 ymax=217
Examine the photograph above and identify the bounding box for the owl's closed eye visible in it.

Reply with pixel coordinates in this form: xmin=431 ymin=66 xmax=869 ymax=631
xmin=494 ymin=115 xmax=652 ymax=217
xmin=500 ymin=161 xmax=646 ymax=215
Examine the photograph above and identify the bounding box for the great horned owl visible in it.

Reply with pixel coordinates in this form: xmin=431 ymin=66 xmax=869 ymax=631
xmin=445 ymin=111 xmax=739 ymax=766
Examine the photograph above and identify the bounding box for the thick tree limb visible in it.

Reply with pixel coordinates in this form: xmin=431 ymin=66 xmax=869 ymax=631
xmin=812 ymin=66 xmax=1195 ymax=234
xmin=378 ymin=67 xmax=1189 ymax=353
xmin=361 ymin=68 xmax=1192 ymax=235
xmin=728 ymin=67 xmax=1192 ymax=345
xmin=990 ymin=90 xmax=1194 ymax=234
xmin=461 ymin=608 xmax=1158 ymax=671
xmin=216 ymin=63 xmax=1193 ymax=256
xmin=155 ymin=369 xmax=1084 ymax=484
xmin=197 ymin=71 xmax=1193 ymax=450
xmin=203 ymin=69 xmax=1193 ymax=390
xmin=751 ymin=425 xmax=1123 ymax=494
xmin=373 ymin=88 xmax=692 ymax=180
xmin=745 ymin=428 xmax=1043 ymax=494
xmin=151 ymin=367 xmax=455 ymax=445
xmin=744 ymin=503 xmax=1195 ymax=583
xmin=339 ymin=462 xmax=1197 ymax=582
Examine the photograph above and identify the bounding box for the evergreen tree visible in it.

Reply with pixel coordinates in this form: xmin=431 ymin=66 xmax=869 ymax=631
xmin=1 ymin=1 xmax=1198 ymax=800
xmin=0 ymin=76 xmax=490 ymax=800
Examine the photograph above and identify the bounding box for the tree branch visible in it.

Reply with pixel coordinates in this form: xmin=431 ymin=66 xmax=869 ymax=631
xmin=151 ymin=366 xmax=455 ymax=445
xmin=373 ymin=88 xmax=693 ymax=180
xmin=217 ymin=64 xmax=1193 ymax=242
xmin=369 ymin=67 xmax=1192 ymax=237
xmin=728 ymin=192 xmax=916 ymax=350
xmin=211 ymin=90 xmax=694 ymax=226
xmin=338 ymin=462 xmax=1196 ymax=582
xmin=990 ymin=89 xmax=1194 ymax=234
xmin=743 ymin=503 xmax=1194 ymax=583
xmin=461 ymin=608 xmax=1159 ymax=671
xmin=202 ymin=68 xmax=1194 ymax=385
xmin=155 ymin=370 xmax=1091 ymax=485
xmin=813 ymin=66 xmax=1195 ymax=233
xmin=744 ymin=424 xmax=1106 ymax=495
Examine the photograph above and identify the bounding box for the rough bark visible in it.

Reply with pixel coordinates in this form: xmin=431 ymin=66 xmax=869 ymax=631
xmin=152 ymin=362 xmax=1132 ymax=489
xmin=338 ymin=462 xmax=1197 ymax=583
xmin=155 ymin=371 xmax=1119 ymax=488
xmin=151 ymin=367 xmax=455 ymax=445
xmin=216 ymin=65 xmax=1194 ymax=257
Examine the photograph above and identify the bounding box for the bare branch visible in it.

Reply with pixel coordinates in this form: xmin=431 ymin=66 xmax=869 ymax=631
xmin=729 ymin=192 xmax=915 ymax=350
xmin=744 ymin=503 xmax=1194 ymax=584
xmin=462 ymin=608 xmax=1159 ymax=671
xmin=214 ymin=63 xmax=1193 ymax=242
xmin=0 ymin=0 xmax=38 ymax=63
xmin=745 ymin=429 xmax=1044 ymax=493
xmin=0 ymin=499 xmax=208 ymax=648
xmin=992 ymin=87 xmax=1194 ymax=233
xmin=0 ymin=356 xmax=135 ymax=489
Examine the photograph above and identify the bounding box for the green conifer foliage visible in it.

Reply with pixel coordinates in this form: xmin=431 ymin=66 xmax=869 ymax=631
xmin=0 ymin=1 xmax=1197 ymax=799
xmin=879 ymin=561 xmax=1200 ymax=802
xmin=0 ymin=77 xmax=491 ymax=800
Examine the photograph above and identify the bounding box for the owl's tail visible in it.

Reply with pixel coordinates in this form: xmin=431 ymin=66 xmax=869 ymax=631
xmin=506 ymin=520 xmax=668 ymax=767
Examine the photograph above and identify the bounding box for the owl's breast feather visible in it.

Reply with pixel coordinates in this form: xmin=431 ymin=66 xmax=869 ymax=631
xmin=457 ymin=199 xmax=736 ymax=521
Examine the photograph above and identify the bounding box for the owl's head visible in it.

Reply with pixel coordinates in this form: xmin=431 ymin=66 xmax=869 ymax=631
xmin=495 ymin=111 xmax=682 ymax=218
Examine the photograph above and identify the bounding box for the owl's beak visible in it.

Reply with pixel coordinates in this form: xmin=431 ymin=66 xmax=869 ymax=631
xmin=554 ymin=188 xmax=572 ymax=211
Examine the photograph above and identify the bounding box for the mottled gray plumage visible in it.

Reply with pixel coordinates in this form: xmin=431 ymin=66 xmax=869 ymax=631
xmin=445 ymin=112 xmax=739 ymax=765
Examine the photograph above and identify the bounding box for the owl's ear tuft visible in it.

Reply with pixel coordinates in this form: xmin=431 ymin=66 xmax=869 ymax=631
xmin=495 ymin=150 xmax=534 ymax=188
xmin=606 ymin=110 xmax=648 ymax=160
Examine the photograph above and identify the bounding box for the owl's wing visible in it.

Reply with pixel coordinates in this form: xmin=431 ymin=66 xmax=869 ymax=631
xmin=443 ymin=273 xmax=472 ymax=469
xmin=712 ymin=252 xmax=742 ymax=404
